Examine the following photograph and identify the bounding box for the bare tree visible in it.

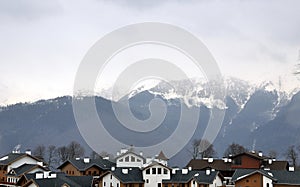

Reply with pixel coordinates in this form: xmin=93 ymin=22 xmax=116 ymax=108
xmin=189 ymin=139 xmax=216 ymax=159
xmin=224 ymin=143 xmax=248 ymax=157
xmin=67 ymin=141 xmax=85 ymax=159
xmin=33 ymin=145 xmax=46 ymax=160
xmin=47 ymin=145 xmax=57 ymax=169
xmin=57 ymin=146 xmax=69 ymax=163
xmin=285 ymin=145 xmax=298 ymax=168
xmin=99 ymin=151 xmax=114 ymax=159
xmin=268 ymin=150 xmax=278 ymax=159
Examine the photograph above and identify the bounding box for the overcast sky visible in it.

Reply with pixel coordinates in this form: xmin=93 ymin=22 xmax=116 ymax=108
xmin=1 ymin=0 xmax=300 ymax=105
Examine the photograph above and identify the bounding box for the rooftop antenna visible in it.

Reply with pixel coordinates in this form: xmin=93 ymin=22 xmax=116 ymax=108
xmin=252 ymin=139 xmax=256 ymax=152
xmin=12 ymin=144 xmax=21 ymax=153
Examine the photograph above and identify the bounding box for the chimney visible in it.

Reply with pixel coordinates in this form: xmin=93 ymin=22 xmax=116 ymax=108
xmin=37 ymin=162 xmax=43 ymax=167
xmin=43 ymin=171 xmax=50 ymax=178
xmin=117 ymin=152 xmax=120 ymax=156
xmin=122 ymin=168 xmax=128 ymax=174
xmin=182 ymin=169 xmax=188 ymax=174
xmin=188 ymin=166 xmax=192 ymax=171
xmin=172 ymin=168 xmax=178 ymax=174
xmin=223 ymin=158 xmax=228 ymax=163
xmin=103 ymin=157 xmax=109 ymax=160
xmin=208 ymin=158 xmax=214 ymax=163
xmin=205 ymin=169 xmax=211 ymax=175
xmin=268 ymin=159 xmax=273 ymax=164
xmin=84 ymin=157 xmax=90 ymax=164
xmin=111 ymin=166 xmax=115 ymax=171
xmin=289 ymin=166 xmax=295 ymax=172
xmin=25 ymin=150 xmax=31 ymax=155
xmin=140 ymin=151 xmax=143 ymax=156
xmin=48 ymin=173 xmax=57 ymax=178
xmin=258 ymin=151 xmax=263 ymax=157
xmin=35 ymin=172 xmax=43 ymax=179
xmin=228 ymin=159 xmax=232 ymax=163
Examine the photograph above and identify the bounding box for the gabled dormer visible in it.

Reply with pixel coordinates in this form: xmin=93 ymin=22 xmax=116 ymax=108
xmin=115 ymin=150 xmax=145 ymax=168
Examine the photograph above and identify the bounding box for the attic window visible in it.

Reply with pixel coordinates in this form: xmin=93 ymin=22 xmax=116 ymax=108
xmin=131 ymin=156 xmax=136 ymax=162
xmin=120 ymin=159 xmax=123 ymax=162
xmin=137 ymin=159 xmax=141 ymax=162
xmin=152 ymin=168 xmax=156 ymax=174
xmin=125 ymin=156 xmax=129 ymax=162
xmin=146 ymin=169 xmax=150 ymax=174
xmin=158 ymin=168 xmax=162 ymax=174
xmin=164 ymin=169 xmax=168 ymax=174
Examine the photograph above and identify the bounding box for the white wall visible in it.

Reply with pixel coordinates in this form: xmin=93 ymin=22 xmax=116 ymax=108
xmin=102 ymin=173 xmax=120 ymax=187
xmin=116 ymin=153 xmax=144 ymax=168
xmin=143 ymin=165 xmax=170 ymax=187
xmin=209 ymin=175 xmax=223 ymax=187
xmin=263 ymin=176 xmax=273 ymax=187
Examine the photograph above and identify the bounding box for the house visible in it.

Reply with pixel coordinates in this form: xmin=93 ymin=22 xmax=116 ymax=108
xmin=17 ymin=171 xmax=93 ymax=187
xmin=98 ymin=167 xmax=144 ymax=187
xmin=6 ymin=163 xmax=49 ymax=185
xmin=115 ymin=148 xmax=146 ymax=168
xmin=163 ymin=169 xmax=223 ymax=187
xmin=143 ymin=162 xmax=171 ymax=187
xmin=57 ymin=157 xmax=115 ymax=176
xmin=0 ymin=150 xmax=45 ymax=186
xmin=186 ymin=158 xmax=234 ymax=183
xmin=232 ymin=169 xmax=276 ymax=187
xmin=186 ymin=152 xmax=289 ymax=185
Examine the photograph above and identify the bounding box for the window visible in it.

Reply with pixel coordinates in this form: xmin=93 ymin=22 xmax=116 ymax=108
xmin=267 ymin=183 xmax=270 ymax=187
xmin=139 ymin=184 xmax=143 ymax=187
xmin=158 ymin=168 xmax=162 ymax=174
xmin=88 ymin=171 xmax=92 ymax=175
xmin=146 ymin=179 xmax=149 ymax=183
xmin=152 ymin=168 xmax=156 ymax=174
xmin=234 ymin=157 xmax=242 ymax=165
xmin=164 ymin=169 xmax=168 ymax=175
xmin=146 ymin=169 xmax=150 ymax=174
xmin=111 ymin=175 xmax=113 ymax=179
xmin=94 ymin=171 xmax=97 ymax=175
xmin=117 ymin=184 xmax=119 ymax=187
xmin=125 ymin=156 xmax=130 ymax=162
xmin=246 ymin=179 xmax=249 ymax=183
xmin=72 ymin=171 xmax=74 ymax=175
xmin=131 ymin=156 xmax=136 ymax=162
xmin=165 ymin=184 xmax=168 ymax=187
xmin=158 ymin=183 xmax=162 ymax=187
xmin=104 ymin=182 xmax=106 ymax=186
xmin=120 ymin=159 xmax=123 ymax=162
xmin=137 ymin=159 xmax=141 ymax=162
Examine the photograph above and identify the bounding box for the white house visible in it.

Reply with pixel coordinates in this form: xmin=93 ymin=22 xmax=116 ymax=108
xmin=143 ymin=162 xmax=171 ymax=187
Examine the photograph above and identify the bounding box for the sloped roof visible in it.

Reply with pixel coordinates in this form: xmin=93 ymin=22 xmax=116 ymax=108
xmin=271 ymin=170 xmax=300 ymax=185
xmin=230 ymin=152 xmax=268 ymax=160
xmin=156 ymin=151 xmax=168 ymax=160
xmin=0 ymin=153 xmax=42 ymax=165
xmin=23 ymin=173 xmax=93 ymax=187
xmin=163 ymin=170 xmax=220 ymax=184
xmin=143 ymin=161 xmax=171 ymax=170
xmin=232 ymin=169 xmax=276 ymax=181
xmin=7 ymin=164 xmax=48 ymax=176
xmin=102 ymin=167 xmax=144 ymax=183
xmin=264 ymin=161 xmax=289 ymax=170
xmin=57 ymin=158 xmax=115 ymax=171
xmin=186 ymin=159 xmax=232 ymax=171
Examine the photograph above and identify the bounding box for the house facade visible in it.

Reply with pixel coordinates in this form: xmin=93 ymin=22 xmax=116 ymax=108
xmin=57 ymin=157 xmax=114 ymax=176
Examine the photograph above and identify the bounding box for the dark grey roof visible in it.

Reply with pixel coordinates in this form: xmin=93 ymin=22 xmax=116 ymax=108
xmin=232 ymin=169 xmax=276 ymax=181
xmin=163 ymin=170 xmax=219 ymax=184
xmin=271 ymin=170 xmax=300 ymax=185
xmin=0 ymin=153 xmax=41 ymax=165
xmin=186 ymin=159 xmax=232 ymax=171
xmin=7 ymin=164 xmax=48 ymax=176
xmin=25 ymin=172 xmax=93 ymax=187
xmin=108 ymin=167 xmax=144 ymax=183
xmin=58 ymin=158 xmax=115 ymax=171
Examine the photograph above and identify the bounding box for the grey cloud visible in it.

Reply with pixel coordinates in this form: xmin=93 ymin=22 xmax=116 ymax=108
xmin=0 ymin=0 xmax=63 ymax=21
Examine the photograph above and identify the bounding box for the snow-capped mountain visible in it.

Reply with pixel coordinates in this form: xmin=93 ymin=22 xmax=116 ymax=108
xmin=1 ymin=77 xmax=300 ymax=166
